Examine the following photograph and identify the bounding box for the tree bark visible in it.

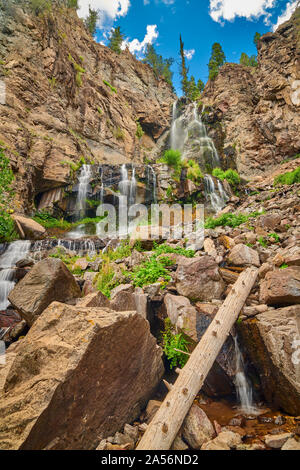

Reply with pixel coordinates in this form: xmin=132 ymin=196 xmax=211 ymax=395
xmin=137 ymin=267 xmax=258 ymax=450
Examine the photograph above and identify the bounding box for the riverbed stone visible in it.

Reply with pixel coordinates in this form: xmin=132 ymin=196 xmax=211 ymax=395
xmin=8 ymin=258 xmax=81 ymax=326
xmin=0 ymin=303 xmax=164 ymax=449
xmin=182 ymin=404 xmax=215 ymax=449
xmin=281 ymin=438 xmax=300 ymax=450
xmin=264 ymin=433 xmax=293 ymax=449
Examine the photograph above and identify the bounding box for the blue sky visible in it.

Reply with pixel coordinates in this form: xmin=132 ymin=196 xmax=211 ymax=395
xmin=78 ymin=1 xmax=299 ymax=95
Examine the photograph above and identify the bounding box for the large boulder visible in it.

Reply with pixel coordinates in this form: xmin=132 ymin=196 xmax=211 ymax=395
xmin=260 ymin=267 xmax=300 ymax=305
xmin=228 ymin=244 xmax=260 ymax=268
xmin=12 ymin=215 xmax=46 ymax=240
xmin=175 ymin=256 xmax=225 ymax=302
xmin=0 ymin=302 xmax=164 ymax=450
xmin=8 ymin=258 xmax=82 ymax=325
xmin=239 ymin=305 xmax=300 ymax=415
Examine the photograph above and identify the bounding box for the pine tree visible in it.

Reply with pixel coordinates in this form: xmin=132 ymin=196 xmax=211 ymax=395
xmin=254 ymin=32 xmax=261 ymax=48
xmin=143 ymin=44 xmax=174 ymax=89
xmin=108 ymin=26 xmax=125 ymax=54
xmin=208 ymin=43 xmax=226 ymax=81
xmin=239 ymin=52 xmax=257 ymax=67
xmin=179 ymin=35 xmax=190 ymax=97
xmin=84 ymin=5 xmax=99 ymax=36
xmin=197 ymin=79 xmax=204 ymax=93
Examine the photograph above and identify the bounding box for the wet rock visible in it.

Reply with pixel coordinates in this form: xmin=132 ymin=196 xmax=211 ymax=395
xmin=239 ymin=305 xmax=300 ymax=415
xmin=8 ymin=258 xmax=81 ymax=326
xmin=228 ymin=244 xmax=260 ymax=268
xmin=281 ymin=438 xmax=300 ymax=450
xmin=264 ymin=432 xmax=293 ymax=449
xmin=12 ymin=215 xmax=46 ymax=240
xmin=201 ymin=431 xmax=242 ymax=451
xmin=274 ymin=416 xmax=286 ymax=426
xmin=0 ymin=303 xmax=164 ymax=449
xmin=175 ymin=256 xmax=225 ymax=302
xmin=182 ymin=404 xmax=215 ymax=449
xmin=260 ymin=267 xmax=300 ymax=305
xmin=15 ymin=258 xmax=34 ymax=269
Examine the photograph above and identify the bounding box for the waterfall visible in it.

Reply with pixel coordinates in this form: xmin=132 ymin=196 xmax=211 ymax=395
xmin=76 ymin=164 xmax=92 ymax=217
xmin=118 ymin=164 xmax=137 ymax=207
xmin=99 ymin=166 xmax=104 ymax=205
xmin=0 ymin=241 xmax=31 ymax=310
xmin=233 ymin=335 xmax=258 ymax=415
xmin=146 ymin=165 xmax=157 ymax=204
xmin=204 ymin=175 xmax=228 ymax=213
xmin=170 ymin=102 xmax=220 ymax=168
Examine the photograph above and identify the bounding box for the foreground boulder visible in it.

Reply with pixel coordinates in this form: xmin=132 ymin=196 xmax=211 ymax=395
xmin=0 ymin=303 xmax=164 ymax=450
xmin=8 ymin=258 xmax=81 ymax=326
xmin=181 ymin=405 xmax=215 ymax=449
xmin=175 ymin=256 xmax=225 ymax=302
xmin=239 ymin=305 xmax=300 ymax=415
xmin=260 ymin=267 xmax=300 ymax=305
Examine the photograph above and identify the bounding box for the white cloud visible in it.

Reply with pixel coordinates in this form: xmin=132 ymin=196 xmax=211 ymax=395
xmin=184 ymin=49 xmax=195 ymax=60
xmin=121 ymin=25 xmax=159 ymax=55
xmin=78 ymin=0 xmax=131 ymax=26
xmin=272 ymin=1 xmax=298 ymax=31
xmin=209 ymin=0 xmax=276 ymax=23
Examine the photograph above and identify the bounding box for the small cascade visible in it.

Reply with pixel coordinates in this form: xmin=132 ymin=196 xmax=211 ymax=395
xmin=146 ymin=165 xmax=157 ymax=203
xmin=76 ymin=164 xmax=93 ymax=217
xmin=233 ymin=335 xmax=258 ymax=415
xmin=0 ymin=241 xmax=31 ymax=310
xmin=204 ymin=175 xmax=228 ymax=213
xmin=99 ymin=166 xmax=104 ymax=205
xmin=118 ymin=164 xmax=137 ymax=207
xmin=31 ymin=238 xmax=102 ymax=259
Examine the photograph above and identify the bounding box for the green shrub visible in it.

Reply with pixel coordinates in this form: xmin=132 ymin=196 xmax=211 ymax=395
xmin=212 ymin=167 xmax=240 ymax=188
xmin=162 ymin=318 xmax=190 ymax=369
xmin=130 ymin=256 xmax=172 ymax=288
xmin=96 ymin=260 xmax=119 ymax=298
xmin=153 ymin=242 xmax=195 ymax=258
xmin=160 ymin=149 xmax=182 ymax=170
xmin=205 ymin=211 xmax=264 ymax=229
xmin=136 ymin=120 xmax=144 ymax=140
xmin=274 ymin=167 xmax=300 ymax=186
xmin=186 ymin=159 xmax=203 ymax=184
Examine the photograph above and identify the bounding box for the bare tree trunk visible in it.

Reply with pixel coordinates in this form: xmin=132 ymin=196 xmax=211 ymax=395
xmin=137 ymin=267 xmax=258 ymax=450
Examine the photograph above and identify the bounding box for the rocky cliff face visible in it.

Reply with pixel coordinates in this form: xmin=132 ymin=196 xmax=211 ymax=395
xmin=202 ymin=7 xmax=300 ymax=177
xmin=0 ymin=0 xmax=174 ymax=212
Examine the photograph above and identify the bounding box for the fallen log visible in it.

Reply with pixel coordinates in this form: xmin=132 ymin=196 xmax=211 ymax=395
xmin=137 ymin=267 xmax=258 ymax=450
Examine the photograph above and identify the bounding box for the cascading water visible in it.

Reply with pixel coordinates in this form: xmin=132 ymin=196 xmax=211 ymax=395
xmin=233 ymin=335 xmax=258 ymax=415
xmin=146 ymin=165 xmax=157 ymax=204
xmin=204 ymin=175 xmax=228 ymax=213
xmin=170 ymin=101 xmax=229 ymax=212
xmin=76 ymin=164 xmax=93 ymax=217
xmin=0 ymin=241 xmax=31 ymax=310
